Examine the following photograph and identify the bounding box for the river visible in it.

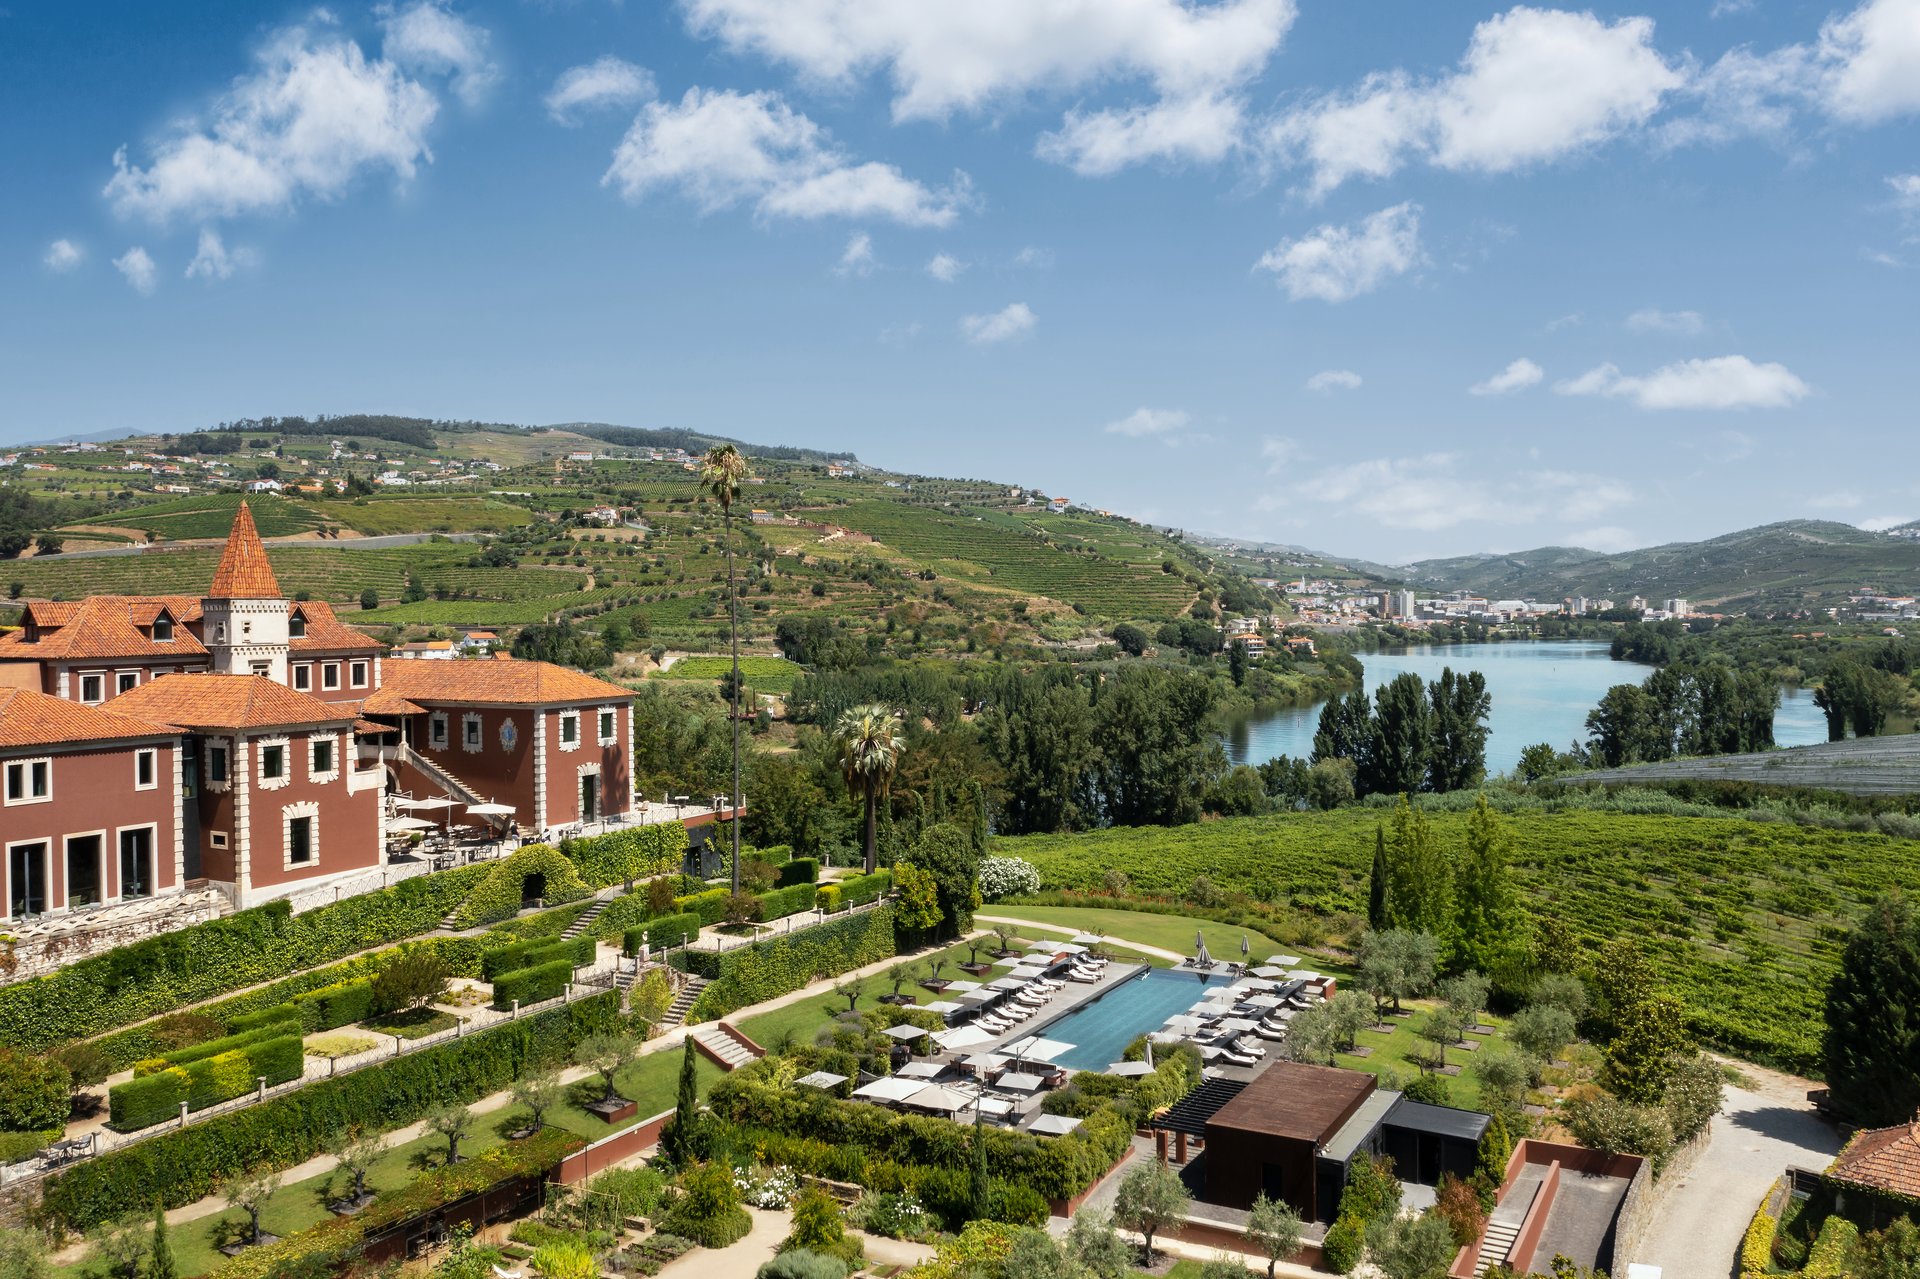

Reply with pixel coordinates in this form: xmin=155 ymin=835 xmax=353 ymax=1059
xmin=1223 ymin=640 xmax=1832 ymax=776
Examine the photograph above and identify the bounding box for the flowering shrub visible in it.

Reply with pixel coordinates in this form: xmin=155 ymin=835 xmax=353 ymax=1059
xmin=976 ymin=857 xmax=1040 ymax=902
xmin=854 ymin=1190 xmax=929 ymax=1240
xmin=737 ymin=1165 xmax=800 ymax=1209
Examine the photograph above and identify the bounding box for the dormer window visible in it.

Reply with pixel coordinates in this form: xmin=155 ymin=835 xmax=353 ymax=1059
xmin=152 ymin=615 xmax=174 ymax=642
xmin=289 ymin=613 xmax=307 ymax=639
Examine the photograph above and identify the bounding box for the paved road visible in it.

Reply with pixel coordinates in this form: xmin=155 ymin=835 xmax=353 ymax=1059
xmin=1633 ymin=1064 xmax=1840 ymax=1278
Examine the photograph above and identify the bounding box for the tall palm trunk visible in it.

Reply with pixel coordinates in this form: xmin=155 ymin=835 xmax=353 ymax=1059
xmin=726 ymin=504 xmax=742 ymax=895
xmin=863 ymin=786 xmax=878 ymax=873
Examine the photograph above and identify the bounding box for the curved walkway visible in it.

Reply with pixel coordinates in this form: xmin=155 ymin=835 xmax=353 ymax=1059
xmin=975 ymin=913 xmax=1185 ymax=963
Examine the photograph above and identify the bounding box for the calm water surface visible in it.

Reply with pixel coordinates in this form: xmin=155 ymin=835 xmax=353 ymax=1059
xmin=1223 ymin=640 xmax=1830 ymax=776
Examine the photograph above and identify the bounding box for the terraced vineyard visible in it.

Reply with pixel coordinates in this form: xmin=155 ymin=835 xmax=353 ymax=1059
xmin=93 ymin=492 xmax=327 ymax=540
xmin=1002 ymin=806 xmax=1920 ymax=1074
xmin=1574 ymin=734 xmax=1920 ymax=796
xmin=829 ymin=500 xmax=1196 ymax=617
xmin=325 ymin=496 xmax=534 ymax=536
xmin=653 ymin=654 xmax=801 ymax=693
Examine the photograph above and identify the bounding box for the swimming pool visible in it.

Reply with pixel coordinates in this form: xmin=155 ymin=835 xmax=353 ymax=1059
xmin=1036 ymin=968 xmax=1234 ymax=1072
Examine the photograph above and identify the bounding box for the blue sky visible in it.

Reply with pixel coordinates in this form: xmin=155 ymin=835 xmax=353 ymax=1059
xmin=4 ymin=0 xmax=1918 ymax=562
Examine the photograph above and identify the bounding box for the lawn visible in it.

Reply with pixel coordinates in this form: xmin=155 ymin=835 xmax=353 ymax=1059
xmin=53 ymin=1044 xmax=724 ymax=1278
xmin=1335 ymin=1002 xmax=1514 ymax=1110
xmin=651 ymin=655 xmax=802 ymax=694
xmin=974 ymin=906 xmax=1312 ymax=973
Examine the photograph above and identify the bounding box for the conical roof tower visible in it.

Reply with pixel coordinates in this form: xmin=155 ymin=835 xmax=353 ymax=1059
xmin=202 ymin=501 xmax=290 ymax=680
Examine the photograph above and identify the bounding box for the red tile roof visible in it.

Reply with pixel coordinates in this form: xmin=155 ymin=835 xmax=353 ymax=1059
xmin=289 ymin=600 xmax=382 ymax=653
xmin=1830 ymin=1122 xmax=1920 ymax=1198
xmin=0 ymin=595 xmax=210 ymax=661
xmin=375 ymin=657 xmax=631 ymax=707
xmin=111 ymin=673 xmax=353 ymax=730
xmin=0 ymin=687 xmax=175 ymax=749
xmin=208 ymin=502 xmax=283 ymax=599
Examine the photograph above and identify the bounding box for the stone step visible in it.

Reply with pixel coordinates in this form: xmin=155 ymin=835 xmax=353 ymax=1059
xmin=561 ymin=899 xmax=609 ymax=941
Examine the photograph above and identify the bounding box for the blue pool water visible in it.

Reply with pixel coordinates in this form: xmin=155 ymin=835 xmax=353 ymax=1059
xmin=1037 ymin=968 xmax=1234 ymax=1072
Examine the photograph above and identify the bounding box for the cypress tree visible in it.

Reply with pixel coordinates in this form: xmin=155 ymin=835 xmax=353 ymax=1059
xmin=1368 ymin=826 xmax=1390 ymax=932
xmin=1825 ymin=894 xmax=1920 ymax=1127
xmin=660 ymin=1038 xmax=703 ymax=1167
xmin=147 ymin=1202 xmax=176 ymax=1279
xmin=1455 ymin=795 xmax=1519 ymax=978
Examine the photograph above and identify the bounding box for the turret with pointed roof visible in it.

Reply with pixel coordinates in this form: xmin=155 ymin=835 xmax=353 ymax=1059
xmin=202 ymin=502 xmax=291 ymax=681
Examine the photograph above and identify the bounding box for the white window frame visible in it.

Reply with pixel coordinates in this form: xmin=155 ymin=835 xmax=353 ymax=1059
xmin=429 ymin=712 xmax=449 ymax=749
xmin=63 ymin=830 xmax=108 ymax=911
xmin=558 ymin=710 xmax=580 ymax=751
xmin=292 ymin=663 xmax=313 ymax=692
xmin=308 ymin=733 xmax=339 ymax=783
xmin=4 ymin=757 xmax=51 ymax=806
xmin=206 ymin=740 xmax=232 ymax=791
xmin=116 ymin=824 xmax=158 ymax=901
xmin=321 ymin=663 xmax=341 ymax=691
xmin=349 ymin=660 xmax=369 ymax=689
xmin=283 ymin=801 xmax=320 ymax=870
xmin=5 ymin=838 xmax=51 ymax=920
xmin=116 ymin=670 xmax=140 ymax=695
xmin=134 ymin=747 xmax=159 ymax=791
xmin=597 ymin=706 xmax=618 ymax=746
xmin=258 ymin=736 xmax=291 ymax=791
xmin=79 ymin=672 xmax=105 ymax=705
xmin=209 ymin=830 xmax=229 ymax=850
xmin=462 ymin=713 xmax=483 ymax=754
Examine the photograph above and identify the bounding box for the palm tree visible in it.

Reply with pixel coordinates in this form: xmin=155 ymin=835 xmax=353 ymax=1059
xmin=837 ymin=703 xmax=904 ymax=873
xmin=700 ymin=443 xmax=749 ymax=894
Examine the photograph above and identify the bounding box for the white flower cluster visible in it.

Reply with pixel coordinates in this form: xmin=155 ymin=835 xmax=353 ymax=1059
xmin=977 ymin=856 xmax=1041 ymax=902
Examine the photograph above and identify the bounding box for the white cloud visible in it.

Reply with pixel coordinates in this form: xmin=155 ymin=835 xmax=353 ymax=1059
xmin=835 ymin=231 xmax=875 ymax=277
xmin=380 ymin=0 xmax=498 ymax=107
xmin=1819 ymin=0 xmax=1920 ymax=123
xmin=1544 ymin=311 xmax=1583 ymax=332
xmin=44 ymin=239 xmax=84 ymax=272
xmin=1266 ymin=7 xmax=1682 ymax=197
xmin=1892 ymin=172 xmax=1920 ymax=216
xmin=1711 ymin=0 xmax=1755 ymax=15
xmin=184 ymin=228 xmax=258 ymax=280
xmin=1288 ymin=451 xmax=1632 ymax=531
xmin=1567 ymin=525 xmax=1638 ymax=552
xmin=1469 ymin=357 xmax=1543 ymax=396
xmin=546 ymin=57 xmax=656 ymax=124
xmin=1859 ymin=514 xmax=1918 ymax=532
xmin=682 ymin=0 xmax=1296 ymax=175
xmin=1012 ymin=246 xmax=1054 ymax=269
xmin=1103 ymin=407 xmax=1194 ymax=442
xmin=1305 ymin=369 xmax=1362 ymax=393
xmin=603 ymin=88 xmax=970 ymax=227
xmin=1626 ymin=307 xmax=1706 ymax=335
xmin=961 ymin=302 xmax=1036 ymax=345
xmin=1555 ymin=355 xmax=1811 ymax=410
xmin=1254 ymin=202 xmax=1421 ymax=303
xmin=114 ymin=246 xmax=157 ymax=295
xmin=103 ymin=21 xmax=441 ymax=223
xmin=925 ymin=252 xmax=964 ymax=282
xmin=1260 ymin=436 xmax=1302 ymax=471
xmin=1035 ymin=93 xmax=1246 ymax=176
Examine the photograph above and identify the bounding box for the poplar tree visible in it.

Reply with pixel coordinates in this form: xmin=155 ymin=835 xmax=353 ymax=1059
xmin=1454 ymin=795 xmax=1520 ymax=977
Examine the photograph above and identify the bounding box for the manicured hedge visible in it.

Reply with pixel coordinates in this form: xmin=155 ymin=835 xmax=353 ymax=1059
xmin=563 ymin=823 xmax=688 ymax=888
xmin=207 ymin=1127 xmax=584 ymax=1279
xmin=0 ymin=864 xmax=491 ymax=1054
xmin=42 ymin=993 xmax=621 ymax=1233
xmin=227 ymin=1004 xmax=304 ymax=1036
xmin=293 ymin=978 xmax=377 ymax=1032
xmin=491 ymin=959 xmax=573 ymax=1010
xmin=838 ymin=871 xmax=893 ymax=910
xmin=777 ymin=858 xmax=819 ymax=887
xmin=132 ymin=1018 xmax=302 ymax=1076
xmin=110 ymin=1035 xmax=304 ymax=1131
xmin=753 ymin=844 xmax=793 ymax=866
xmin=674 ymin=887 xmax=734 ymax=926
xmin=622 ymin=912 xmax=702 ymax=957
xmin=448 ymin=844 xmax=591 ymax=929
xmin=757 ymin=883 xmax=819 ymax=923
xmin=680 ymin=907 xmax=898 ymax=1022
xmin=481 ymin=936 xmax=594 ymax=982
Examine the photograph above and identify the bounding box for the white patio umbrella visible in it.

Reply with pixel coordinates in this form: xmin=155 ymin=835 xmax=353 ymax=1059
xmin=466 ymin=801 xmax=516 ymax=815
xmin=932 ymin=1025 xmax=993 ymax=1051
xmin=393 ymin=796 xmax=456 ymax=810
xmin=386 ymin=816 xmax=434 ymax=832
xmin=1003 ymin=1035 xmax=1073 ymax=1062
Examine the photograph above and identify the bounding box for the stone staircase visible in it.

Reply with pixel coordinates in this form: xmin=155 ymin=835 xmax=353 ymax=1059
xmin=692 ymin=1025 xmax=760 ymax=1071
xmin=658 ymin=976 xmax=709 ymax=1029
xmin=1475 ymin=1220 xmax=1520 ymax=1276
xmin=562 ymin=898 xmax=609 ymax=941
xmin=395 ymin=742 xmax=488 ymax=808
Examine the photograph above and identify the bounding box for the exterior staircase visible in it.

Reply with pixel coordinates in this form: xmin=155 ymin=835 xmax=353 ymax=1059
xmin=1475 ymin=1220 xmax=1521 ymax=1275
xmin=691 ymin=1024 xmax=762 ymax=1071
xmin=659 ymin=976 xmax=709 ymax=1029
xmin=562 ymin=899 xmax=609 ymax=941
xmin=395 ymin=742 xmax=487 ymax=807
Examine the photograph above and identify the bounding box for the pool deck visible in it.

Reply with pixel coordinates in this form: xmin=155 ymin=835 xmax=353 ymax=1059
xmin=973 ymin=960 xmax=1153 ymax=1058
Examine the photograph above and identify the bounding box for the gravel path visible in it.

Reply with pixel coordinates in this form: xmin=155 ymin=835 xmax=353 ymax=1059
xmin=1633 ymin=1062 xmax=1840 ymax=1278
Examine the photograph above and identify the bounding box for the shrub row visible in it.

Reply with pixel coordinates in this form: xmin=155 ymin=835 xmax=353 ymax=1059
xmin=758 ymin=883 xmax=819 ymax=923
xmin=110 ymin=1035 xmax=304 ymax=1131
xmin=208 ymin=1128 xmax=584 ymax=1279
xmin=752 ymin=845 xmax=793 ymax=867
xmin=491 ymin=959 xmax=573 ymax=1010
xmin=132 ymin=1017 xmax=301 ymax=1076
xmin=0 ymin=864 xmax=491 ymax=1053
xmin=680 ymin=907 xmax=899 ymax=1022
xmin=41 ymin=992 xmax=621 ymax=1233
xmin=816 ymin=870 xmax=891 ymax=914
xmin=448 ymin=845 xmax=592 ymax=929
xmin=562 ymin=822 xmax=688 ymax=889
xmin=675 ymin=887 xmax=734 ymax=926
xmin=481 ymin=935 xmax=594 ymax=982
xmin=623 ymin=912 xmax=703 ymax=957
xmin=777 ymin=858 xmax=819 ymax=888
